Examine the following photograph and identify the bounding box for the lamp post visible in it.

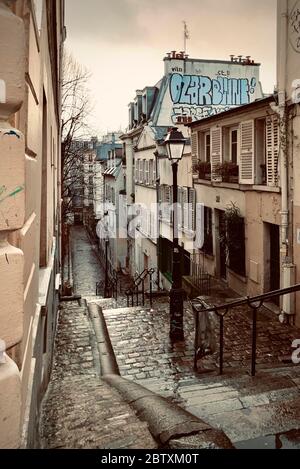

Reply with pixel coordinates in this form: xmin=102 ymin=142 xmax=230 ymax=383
xmin=164 ymin=127 xmax=186 ymax=341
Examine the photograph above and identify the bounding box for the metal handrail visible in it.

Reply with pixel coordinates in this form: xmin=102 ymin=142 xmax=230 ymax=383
xmin=126 ymin=268 xmax=156 ymax=308
xmin=192 ymin=283 xmax=300 ymax=376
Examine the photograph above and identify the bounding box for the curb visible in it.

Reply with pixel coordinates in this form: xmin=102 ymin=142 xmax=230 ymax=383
xmin=88 ymin=303 xmax=120 ymax=376
xmin=88 ymin=302 xmax=234 ymax=449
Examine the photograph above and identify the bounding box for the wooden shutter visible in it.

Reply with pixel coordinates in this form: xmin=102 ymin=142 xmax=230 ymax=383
xmin=149 ymin=160 xmax=153 ymax=185
xmin=188 ymin=188 xmax=196 ymax=232
xmin=135 ymin=159 xmax=139 ymax=182
xmin=211 ymin=127 xmax=222 ymax=181
xmin=182 ymin=187 xmax=189 ymax=230
xmin=191 ymin=131 xmax=198 ymax=167
xmin=177 ymin=187 xmax=183 ymax=228
xmin=266 ymin=117 xmax=279 ymax=187
xmin=239 ymin=120 xmax=254 ymax=184
xmin=145 ymin=160 xmax=149 ymax=184
xmin=153 ymin=159 xmax=157 ymax=185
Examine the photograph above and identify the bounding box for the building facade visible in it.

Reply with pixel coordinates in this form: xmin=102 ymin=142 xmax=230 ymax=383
xmin=189 ymin=97 xmax=282 ymax=302
xmin=122 ymin=52 xmax=263 ymax=286
xmin=0 ymin=0 xmax=65 ymax=448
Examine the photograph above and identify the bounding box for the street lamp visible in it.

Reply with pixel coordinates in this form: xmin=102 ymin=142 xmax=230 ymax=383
xmin=164 ymin=127 xmax=186 ymax=341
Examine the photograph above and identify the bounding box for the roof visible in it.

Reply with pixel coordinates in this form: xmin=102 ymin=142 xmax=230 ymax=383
xmin=151 ymin=126 xmax=169 ymax=143
xmin=186 ymin=95 xmax=276 ymax=128
xmin=103 ymin=164 xmax=121 ymax=178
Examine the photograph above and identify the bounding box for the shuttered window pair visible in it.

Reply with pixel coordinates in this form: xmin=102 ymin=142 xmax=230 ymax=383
xmin=191 ymin=117 xmax=279 ymax=186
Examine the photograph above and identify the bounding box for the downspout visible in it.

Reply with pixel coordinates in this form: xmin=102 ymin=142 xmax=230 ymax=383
xmin=278 ymin=0 xmax=288 ymax=259
xmin=276 ymin=0 xmax=295 ymax=322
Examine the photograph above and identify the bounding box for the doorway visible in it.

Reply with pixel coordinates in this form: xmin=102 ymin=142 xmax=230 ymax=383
xmin=269 ymin=224 xmax=280 ymax=304
xmin=218 ymin=210 xmax=227 ymax=280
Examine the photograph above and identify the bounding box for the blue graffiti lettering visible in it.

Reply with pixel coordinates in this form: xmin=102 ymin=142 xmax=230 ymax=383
xmin=170 ymin=74 xmax=256 ymax=107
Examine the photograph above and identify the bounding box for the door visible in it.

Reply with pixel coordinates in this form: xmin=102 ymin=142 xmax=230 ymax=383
xmin=270 ymin=224 xmax=280 ymax=305
xmin=219 ymin=210 xmax=227 ymax=280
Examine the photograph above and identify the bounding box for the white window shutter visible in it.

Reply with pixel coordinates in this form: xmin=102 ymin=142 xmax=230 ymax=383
xmin=177 ymin=187 xmax=183 ymax=228
xmin=191 ymin=131 xmax=198 ymax=167
xmin=188 ymin=188 xmax=196 ymax=232
xmin=149 ymin=160 xmax=153 ymax=185
xmin=182 ymin=187 xmax=189 ymax=230
xmin=239 ymin=120 xmax=255 ymax=184
xmin=211 ymin=127 xmax=222 ymax=181
xmin=135 ymin=159 xmax=139 ymax=182
xmin=266 ymin=117 xmax=279 ymax=187
xmin=153 ymin=160 xmax=157 ymax=185
xmin=145 ymin=160 xmax=149 ymax=184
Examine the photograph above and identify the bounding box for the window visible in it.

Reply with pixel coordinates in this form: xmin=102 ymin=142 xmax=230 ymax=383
xmin=135 ymin=159 xmax=139 ymax=182
xmin=160 ymin=185 xmax=172 ymax=222
xmin=149 ymin=160 xmax=153 ymax=185
xmin=230 ymin=129 xmax=238 ymax=164
xmin=255 ymin=119 xmax=266 ymax=184
xmin=139 ymin=160 xmax=144 ymax=183
xmin=180 ymin=187 xmax=195 ymax=232
xmin=145 ymin=160 xmax=149 ymax=184
xmin=205 ymin=132 xmax=211 ymax=163
xmin=153 ymin=159 xmax=157 ymax=185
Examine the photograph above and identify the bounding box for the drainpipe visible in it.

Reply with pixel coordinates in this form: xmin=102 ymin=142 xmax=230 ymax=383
xmin=278 ymin=0 xmax=288 ymax=258
xmin=276 ymin=0 xmax=295 ymax=322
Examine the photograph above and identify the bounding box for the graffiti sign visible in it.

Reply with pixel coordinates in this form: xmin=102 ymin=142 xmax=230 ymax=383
xmin=170 ymin=73 xmax=257 ymax=107
xmin=169 ymin=73 xmax=257 ymax=124
xmin=289 ymin=1 xmax=300 ymax=52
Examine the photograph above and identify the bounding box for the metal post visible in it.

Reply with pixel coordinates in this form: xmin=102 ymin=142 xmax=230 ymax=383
xmin=142 ymin=279 xmax=145 ymax=306
xmin=169 ymin=162 xmax=184 ymax=341
xmin=219 ymin=315 xmax=224 ymax=375
xmin=104 ymin=239 xmax=109 ymax=298
xmin=251 ymin=308 xmax=257 ymax=377
xmin=149 ymin=272 xmax=153 ymax=308
xmin=194 ymin=309 xmax=199 ymax=371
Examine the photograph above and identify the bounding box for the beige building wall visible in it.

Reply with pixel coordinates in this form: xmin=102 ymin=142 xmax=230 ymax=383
xmin=0 ymin=0 xmax=65 ymax=448
xmin=275 ymin=0 xmax=300 ymax=326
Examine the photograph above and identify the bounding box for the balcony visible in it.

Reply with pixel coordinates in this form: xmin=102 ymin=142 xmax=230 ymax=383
xmin=214 ymin=162 xmax=239 ymax=183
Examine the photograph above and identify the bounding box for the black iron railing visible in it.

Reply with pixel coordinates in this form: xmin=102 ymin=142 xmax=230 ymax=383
xmin=96 ymin=269 xmax=118 ymax=300
xmin=125 ymin=268 xmax=156 ymax=308
xmin=189 ymin=252 xmax=211 ymax=296
xmin=192 ymin=283 xmax=300 ymax=376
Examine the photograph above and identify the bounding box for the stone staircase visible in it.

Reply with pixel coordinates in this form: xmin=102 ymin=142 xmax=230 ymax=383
xmin=137 ymin=366 xmax=300 ymax=448
xmin=85 ymin=300 xmax=300 ymax=449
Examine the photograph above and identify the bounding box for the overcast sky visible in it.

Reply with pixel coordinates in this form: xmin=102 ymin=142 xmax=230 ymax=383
xmin=65 ymin=0 xmax=277 ymax=136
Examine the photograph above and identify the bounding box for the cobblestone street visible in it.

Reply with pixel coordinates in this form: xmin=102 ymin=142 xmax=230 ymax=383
xmin=39 ymin=227 xmax=156 ymax=449
xmin=40 ymin=226 xmax=300 ymax=448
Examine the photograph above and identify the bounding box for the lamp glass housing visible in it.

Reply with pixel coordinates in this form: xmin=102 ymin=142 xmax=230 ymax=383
xmin=164 ymin=127 xmax=186 ymax=162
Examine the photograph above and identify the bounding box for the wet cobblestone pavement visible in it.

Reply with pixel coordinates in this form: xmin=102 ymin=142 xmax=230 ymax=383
xmin=39 ymin=302 xmax=156 ymax=449
xmin=41 ymin=226 xmax=300 ymax=448
xmin=39 ymin=227 xmax=156 ymax=449
xmin=103 ymin=302 xmax=300 ymax=385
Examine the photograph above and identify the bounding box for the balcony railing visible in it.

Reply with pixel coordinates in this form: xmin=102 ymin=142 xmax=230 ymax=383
xmin=191 ymin=283 xmax=300 ymax=376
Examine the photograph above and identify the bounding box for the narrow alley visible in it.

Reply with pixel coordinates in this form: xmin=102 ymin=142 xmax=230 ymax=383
xmin=39 ymin=227 xmax=157 ymax=449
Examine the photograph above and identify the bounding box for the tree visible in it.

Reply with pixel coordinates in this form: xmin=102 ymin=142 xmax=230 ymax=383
xmin=61 ymin=50 xmax=93 ymax=224
xmin=60 ymin=51 xmax=94 ymax=288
